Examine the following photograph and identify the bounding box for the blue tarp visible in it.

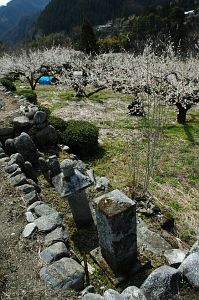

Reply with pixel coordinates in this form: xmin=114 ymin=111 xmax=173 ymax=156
xmin=38 ymin=76 xmax=55 ymax=85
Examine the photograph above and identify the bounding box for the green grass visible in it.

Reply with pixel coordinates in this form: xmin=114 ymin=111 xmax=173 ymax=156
xmin=168 ymin=201 xmax=184 ymax=212
xmin=14 ymin=81 xmax=199 ymax=246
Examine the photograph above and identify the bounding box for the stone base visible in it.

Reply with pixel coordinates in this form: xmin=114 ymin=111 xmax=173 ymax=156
xmin=90 ymin=247 xmax=151 ymax=287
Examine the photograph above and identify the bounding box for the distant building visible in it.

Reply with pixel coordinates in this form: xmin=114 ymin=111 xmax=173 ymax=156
xmin=184 ymin=10 xmax=194 ymax=16
xmin=95 ymin=23 xmax=113 ymax=31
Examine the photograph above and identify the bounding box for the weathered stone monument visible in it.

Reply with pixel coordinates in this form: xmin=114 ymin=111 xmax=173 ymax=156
xmin=94 ymin=189 xmax=137 ymax=275
xmin=52 ymin=159 xmax=93 ymax=226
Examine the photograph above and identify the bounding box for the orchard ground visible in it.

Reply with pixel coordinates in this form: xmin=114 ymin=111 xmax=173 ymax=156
xmin=0 ymin=82 xmax=198 ymax=299
xmin=16 ymin=82 xmax=199 ymax=245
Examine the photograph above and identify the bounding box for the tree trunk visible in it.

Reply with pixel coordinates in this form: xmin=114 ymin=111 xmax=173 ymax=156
xmin=176 ymin=103 xmax=187 ymax=124
xmin=27 ymin=77 xmax=35 ymax=90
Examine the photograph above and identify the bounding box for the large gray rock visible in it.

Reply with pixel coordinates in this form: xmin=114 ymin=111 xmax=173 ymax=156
xmin=137 ymin=221 xmax=172 ymax=255
xmin=9 ymin=153 xmax=25 ymax=169
xmin=121 ymin=286 xmax=147 ymax=300
xmin=23 ymin=191 xmax=40 ymax=205
xmin=82 ymin=294 xmax=104 ymax=300
xmin=178 ymin=252 xmax=199 ymax=288
xmin=26 ymin=179 xmax=41 ymax=193
xmin=140 ymin=265 xmax=181 ymax=300
xmin=9 ymin=167 xmax=22 ymax=178
xmin=35 ymin=125 xmax=58 ymax=147
xmin=40 ymin=242 xmax=68 ymax=264
xmin=33 ymin=111 xmax=47 ymax=125
xmin=34 ymin=203 xmax=57 ymax=217
xmin=104 ymin=289 xmax=124 ymax=300
xmin=188 ymin=241 xmax=199 ymax=256
xmin=27 ymin=200 xmax=44 ymax=211
xmin=13 ymin=116 xmax=31 ymax=130
xmin=4 ymin=138 xmax=15 ymax=155
xmin=16 ymin=183 xmax=35 ymax=194
xmin=164 ymin=249 xmax=187 ymax=267
xmin=22 ymin=223 xmax=37 ymax=238
xmin=24 ymin=161 xmax=37 ymax=182
xmin=34 ymin=212 xmax=64 ymax=233
xmin=45 ymin=227 xmax=69 ymax=246
xmin=14 ymin=132 xmax=38 ymax=164
xmin=0 ymin=127 xmax=14 ymax=142
xmin=95 ymin=176 xmax=109 ymax=192
xmin=10 ymin=174 xmax=27 ymax=187
xmin=5 ymin=163 xmax=19 ymax=174
xmin=40 ymin=257 xmax=85 ymax=291
xmin=25 ymin=211 xmax=35 ymax=223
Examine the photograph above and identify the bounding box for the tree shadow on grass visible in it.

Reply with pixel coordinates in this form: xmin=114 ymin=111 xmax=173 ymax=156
xmin=70 ymin=222 xmax=99 ymax=255
xmin=83 ymin=145 xmax=106 ymax=164
xmin=183 ymin=123 xmax=199 ymax=145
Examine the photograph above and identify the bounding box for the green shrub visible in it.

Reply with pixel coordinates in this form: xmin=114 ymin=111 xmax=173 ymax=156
xmin=49 ymin=115 xmax=68 ymax=132
xmin=17 ymin=90 xmax=37 ymax=105
xmin=49 ymin=115 xmax=68 ymax=142
xmin=38 ymin=104 xmax=52 ymax=117
xmin=0 ymin=78 xmax=16 ymax=91
xmin=61 ymin=120 xmax=99 ymax=157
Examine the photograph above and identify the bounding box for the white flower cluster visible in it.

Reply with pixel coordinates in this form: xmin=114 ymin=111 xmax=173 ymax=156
xmin=0 ymin=44 xmax=198 ymax=109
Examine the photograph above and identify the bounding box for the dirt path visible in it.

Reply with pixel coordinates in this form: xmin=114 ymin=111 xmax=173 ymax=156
xmin=0 ymin=91 xmax=21 ymax=127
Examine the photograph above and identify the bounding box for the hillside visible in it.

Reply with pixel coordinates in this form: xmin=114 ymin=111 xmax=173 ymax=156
xmin=35 ymin=0 xmax=168 ymax=36
xmin=0 ymin=0 xmax=50 ymax=43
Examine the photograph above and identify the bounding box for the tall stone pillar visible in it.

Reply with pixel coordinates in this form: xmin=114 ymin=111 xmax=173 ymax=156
xmin=52 ymin=159 xmax=93 ymax=226
xmin=94 ymin=189 xmax=137 ymax=275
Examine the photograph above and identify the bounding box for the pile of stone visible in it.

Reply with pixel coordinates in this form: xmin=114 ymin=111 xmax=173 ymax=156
xmin=13 ymin=107 xmax=58 ymax=147
xmin=0 ymin=88 xmax=58 ymax=147
xmin=0 ymin=147 xmax=86 ymax=292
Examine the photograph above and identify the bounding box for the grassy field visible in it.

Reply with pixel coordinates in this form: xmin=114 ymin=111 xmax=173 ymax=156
xmin=15 ymin=82 xmax=199 ymax=246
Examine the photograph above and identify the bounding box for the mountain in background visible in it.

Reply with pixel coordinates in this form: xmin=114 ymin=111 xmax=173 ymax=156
xmin=34 ymin=0 xmax=168 ymax=37
xmin=0 ymin=0 xmax=50 ymax=43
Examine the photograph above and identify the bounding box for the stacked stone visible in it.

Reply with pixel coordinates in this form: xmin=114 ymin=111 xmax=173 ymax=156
xmin=52 ymin=159 xmax=93 ymax=227
xmin=12 ymin=109 xmax=58 ymax=147
xmin=0 ymin=88 xmax=58 ymax=149
xmin=94 ymin=189 xmax=137 ymax=275
xmin=1 ymin=148 xmax=85 ymax=292
xmin=23 ymin=200 xmax=85 ymax=291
